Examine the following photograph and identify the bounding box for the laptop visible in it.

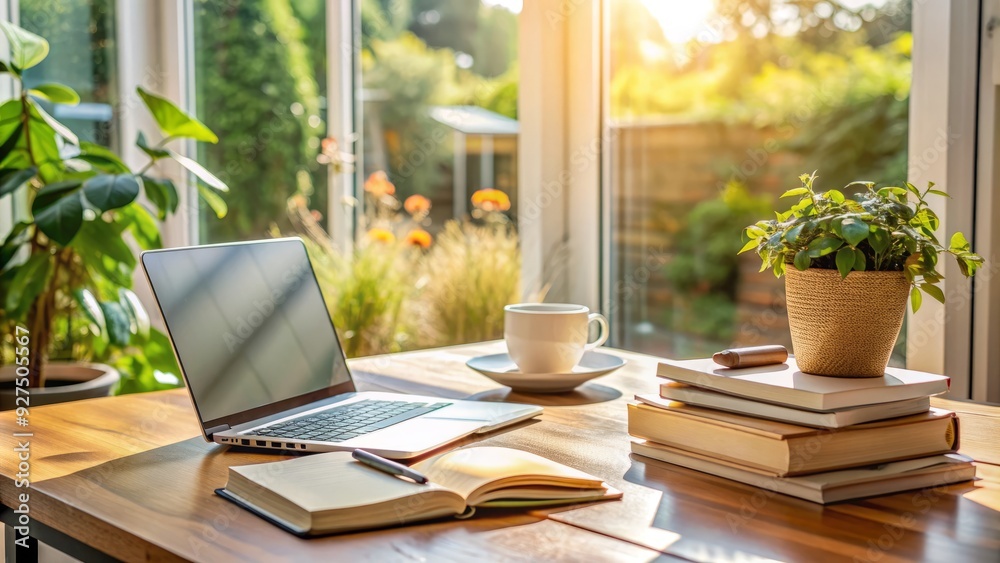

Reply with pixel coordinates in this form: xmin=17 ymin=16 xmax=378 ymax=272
xmin=140 ymin=238 xmax=542 ymax=459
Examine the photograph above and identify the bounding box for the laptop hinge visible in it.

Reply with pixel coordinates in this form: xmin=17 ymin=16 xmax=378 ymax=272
xmin=205 ymin=424 xmax=230 ymax=439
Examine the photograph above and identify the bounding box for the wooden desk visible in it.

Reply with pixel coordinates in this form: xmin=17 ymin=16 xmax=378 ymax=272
xmin=1 ymin=342 xmax=998 ymax=562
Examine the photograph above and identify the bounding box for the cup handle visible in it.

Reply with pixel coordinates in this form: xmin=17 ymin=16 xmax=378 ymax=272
xmin=584 ymin=313 xmax=609 ymax=350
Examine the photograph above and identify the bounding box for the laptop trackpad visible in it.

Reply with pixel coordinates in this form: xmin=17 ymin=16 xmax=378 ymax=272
xmin=424 ymin=401 xmax=535 ymax=423
xmin=348 ymin=418 xmax=483 ymax=452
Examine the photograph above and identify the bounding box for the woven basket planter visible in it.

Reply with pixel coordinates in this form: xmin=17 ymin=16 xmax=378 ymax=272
xmin=784 ymin=268 xmax=909 ymax=377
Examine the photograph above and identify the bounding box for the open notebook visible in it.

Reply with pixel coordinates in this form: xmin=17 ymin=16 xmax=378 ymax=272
xmin=216 ymin=446 xmax=620 ymax=536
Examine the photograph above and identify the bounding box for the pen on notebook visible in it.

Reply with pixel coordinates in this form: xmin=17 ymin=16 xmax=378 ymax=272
xmin=352 ymin=449 xmax=429 ymax=484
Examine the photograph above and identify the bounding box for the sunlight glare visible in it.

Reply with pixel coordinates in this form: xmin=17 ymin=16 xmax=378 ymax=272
xmin=639 ymin=0 xmax=717 ymax=45
xmin=482 ymin=0 xmax=522 ymax=14
xmin=837 ymin=0 xmax=890 ymax=10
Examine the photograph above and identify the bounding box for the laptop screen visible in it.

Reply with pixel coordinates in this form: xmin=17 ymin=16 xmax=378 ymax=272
xmin=141 ymin=239 xmax=352 ymax=424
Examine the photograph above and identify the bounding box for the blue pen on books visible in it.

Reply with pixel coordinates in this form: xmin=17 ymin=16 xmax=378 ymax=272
xmin=352 ymin=449 xmax=429 ymax=484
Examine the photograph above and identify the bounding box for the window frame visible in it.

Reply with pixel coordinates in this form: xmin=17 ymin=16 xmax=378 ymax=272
xmin=591 ymin=0 xmax=993 ymax=399
xmin=326 ymin=0 xmax=357 ymax=252
xmin=518 ymin=0 xmax=602 ymax=309
xmin=0 ymin=0 xmax=20 ymax=238
xmin=115 ymin=0 xmax=197 ymax=248
xmin=973 ymin=0 xmax=1000 ymax=403
xmin=907 ymin=0 xmax=982 ymax=399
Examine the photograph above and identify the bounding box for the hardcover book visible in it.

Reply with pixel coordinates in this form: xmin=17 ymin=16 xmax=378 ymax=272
xmin=656 ymin=357 xmax=949 ymax=411
xmin=627 ymin=402 xmax=958 ymax=476
xmin=631 ymin=440 xmax=975 ymax=504
xmin=645 ymin=385 xmax=930 ymax=428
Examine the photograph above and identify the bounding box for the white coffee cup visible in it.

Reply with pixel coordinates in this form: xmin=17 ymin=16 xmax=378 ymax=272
xmin=504 ymin=303 xmax=609 ymax=374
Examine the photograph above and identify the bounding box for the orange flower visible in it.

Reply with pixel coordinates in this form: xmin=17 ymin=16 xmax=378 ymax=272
xmin=384 ymin=130 xmax=401 ymax=154
xmin=471 ymin=188 xmax=511 ymax=212
xmin=367 ymin=228 xmax=396 ymax=244
xmin=364 ymin=171 xmax=396 ymax=197
xmin=404 ymin=194 xmax=432 ymax=216
xmin=320 ymin=137 xmax=339 ymax=156
xmin=404 ymin=229 xmax=433 ymax=249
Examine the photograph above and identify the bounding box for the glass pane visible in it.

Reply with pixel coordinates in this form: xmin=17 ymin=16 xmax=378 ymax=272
xmin=191 ymin=0 xmax=328 ymax=243
xmin=360 ymin=0 xmax=520 ymax=227
xmin=607 ymin=0 xmax=911 ymax=365
xmin=19 ymin=0 xmax=118 ymax=147
xmin=321 ymin=0 xmax=521 ymax=356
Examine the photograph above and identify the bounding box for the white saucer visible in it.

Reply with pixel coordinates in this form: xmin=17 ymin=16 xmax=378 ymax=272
xmin=466 ymin=351 xmax=626 ymax=393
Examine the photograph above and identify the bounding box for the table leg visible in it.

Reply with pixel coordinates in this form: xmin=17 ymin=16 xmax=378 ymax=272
xmin=1 ymin=507 xmax=115 ymax=562
xmin=5 ymin=522 xmax=37 ymax=562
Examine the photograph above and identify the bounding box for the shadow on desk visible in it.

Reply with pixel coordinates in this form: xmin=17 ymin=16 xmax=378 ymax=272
xmin=354 ymin=366 xmax=624 ymax=407
xmin=620 ymin=454 xmax=992 ymax=562
xmin=537 ymin=453 xmax=998 ymax=562
xmin=466 ymin=383 xmax=623 ymax=406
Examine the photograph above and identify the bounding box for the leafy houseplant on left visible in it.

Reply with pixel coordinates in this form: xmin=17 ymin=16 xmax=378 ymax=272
xmin=0 ymin=22 xmax=229 ymax=406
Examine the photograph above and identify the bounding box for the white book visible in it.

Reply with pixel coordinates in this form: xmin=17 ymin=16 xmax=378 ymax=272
xmin=630 ymin=440 xmax=975 ymax=504
xmin=657 ymin=357 xmax=949 ymax=411
xmin=643 ymin=385 xmax=930 ymax=428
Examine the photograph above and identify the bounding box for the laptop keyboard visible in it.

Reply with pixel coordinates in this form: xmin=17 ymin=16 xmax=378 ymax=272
xmin=242 ymin=399 xmax=451 ymax=443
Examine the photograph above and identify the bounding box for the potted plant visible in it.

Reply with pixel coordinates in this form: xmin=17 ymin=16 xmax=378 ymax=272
xmin=0 ymin=22 xmax=229 ymax=407
xmin=740 ymin=172 xmax=984 ymax=377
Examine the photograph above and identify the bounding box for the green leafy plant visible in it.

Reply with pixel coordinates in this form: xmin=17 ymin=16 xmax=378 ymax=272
xmin=0 ymin=22 xmax=228 ymax=389
xmin=739 ymin=172 xmax=984 ymax=312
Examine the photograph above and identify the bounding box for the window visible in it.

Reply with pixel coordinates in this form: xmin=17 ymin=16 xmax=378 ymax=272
xmin=187 ymin=0 xmax=522 ymax=243
xmin=179 ymin=0 xmax=524 ymax=356
xmin=190 ymin=0 xmax=329 ymax=243
xmin=974 ymin=0 xmax=1000 ymax=402
xmin=5 ymin=0 xmax=996 ymax=388
xmin=604 ymin=0 xmax=913 ymax=364
xmin=19 ymin=0 xmax=118 ymax=147
xmin=359 ymin=0 xmax=520 ymax=229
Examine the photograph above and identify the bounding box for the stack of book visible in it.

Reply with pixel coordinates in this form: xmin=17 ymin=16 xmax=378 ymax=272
xmin=628 ymin=357 xmax=976 ymax=504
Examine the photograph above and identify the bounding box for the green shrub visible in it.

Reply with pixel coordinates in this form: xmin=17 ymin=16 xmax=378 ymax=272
xmin=419 ymin=221 xmax=521 ymax=346
xmin=663 ymin=181 xmax=769 ymax=339
xmin=282 ymin=185 xmax=522 ymax=357
xmin=192 ymin=0 xmax=324 ymax=241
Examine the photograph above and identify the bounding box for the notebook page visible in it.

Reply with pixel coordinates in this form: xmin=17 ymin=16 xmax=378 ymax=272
xmin=412 ymin=447 xmax=603 ymax=500
xmin=230 ymin=452 xmax=451 ymax=513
